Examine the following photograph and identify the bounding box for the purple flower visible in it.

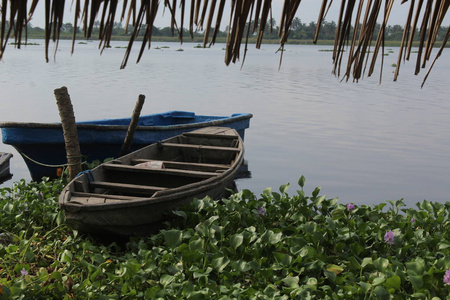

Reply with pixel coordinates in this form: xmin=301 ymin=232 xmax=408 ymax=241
xmin=411 ymin=218 xmax=415 ymax=223
xmin=346 ymin=203 xmax=355 ymax=211
xmin=20 ymin=268 xmax=28 ymax=276
xmin=384 ymin=230 xmax=395 ymax=245
xmin=444 ymin=269 xmax=450 ymax=285
xmin=256 ymin=207 xmax=266 ymax=216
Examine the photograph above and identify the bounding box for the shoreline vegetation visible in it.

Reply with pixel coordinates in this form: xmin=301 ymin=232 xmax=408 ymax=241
xmin=11 ymin=35 xmax=436 ymax=49
xmin=16 ymin=20 xmax=449 ymax=48
xmin=1 ymin=175 xmax=450 ymax=298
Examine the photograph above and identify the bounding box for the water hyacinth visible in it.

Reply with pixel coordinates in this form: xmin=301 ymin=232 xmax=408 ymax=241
xmin=346 ymin=203 xmax=355 ymax=211
xmin=256 ymin=207 xmax=266 ymax=216
xmin=384 ymin=230 xmax=395 ymax=245
xmin=2 ymin=176 xmax=450 ymax=299
xmin=444 ymin=269 xmax=450 ymax=286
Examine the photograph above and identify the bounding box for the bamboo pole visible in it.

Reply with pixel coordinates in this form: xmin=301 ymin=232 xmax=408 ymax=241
xmin=119 ymin=94 xmax=146 ymax=157
xmin=54 ymin=86 xmax=83 ymax=180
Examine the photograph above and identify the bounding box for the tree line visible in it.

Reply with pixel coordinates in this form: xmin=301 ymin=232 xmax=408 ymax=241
xmin=25 ymin=17 xmax=448 ymax=42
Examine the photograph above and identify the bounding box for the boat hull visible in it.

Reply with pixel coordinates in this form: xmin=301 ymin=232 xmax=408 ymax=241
xmin=62 ymin=172 xmax=237 ymax=236
xmin=0 ymin=112 xmax=251 ymax=180
xmin=59 ymin=127 xmax=244 ymax=236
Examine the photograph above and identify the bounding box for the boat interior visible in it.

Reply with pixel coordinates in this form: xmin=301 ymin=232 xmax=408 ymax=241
xmin=69 ymin=129 xmax=242 ymax=201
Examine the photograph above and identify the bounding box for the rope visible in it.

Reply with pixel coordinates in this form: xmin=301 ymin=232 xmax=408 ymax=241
xmin=18 ymin=151 xmax=86 ymax=168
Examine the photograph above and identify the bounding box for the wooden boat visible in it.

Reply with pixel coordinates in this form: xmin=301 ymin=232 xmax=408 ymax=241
xmin=0 ymin=111 xmax=252 ymax=181
xmin=0 ymin=152 xmax=13 ymax=183
xmin=59 ymin=127 xmax=244 ymax=236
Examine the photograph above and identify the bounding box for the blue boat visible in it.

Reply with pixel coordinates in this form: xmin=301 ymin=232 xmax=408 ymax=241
xmin=0 ymin=111 xmax=252 ymax=181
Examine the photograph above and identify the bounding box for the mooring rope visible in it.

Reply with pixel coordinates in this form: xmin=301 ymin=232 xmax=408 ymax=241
xmin=18 ymin=151 xmax=86 ymax=168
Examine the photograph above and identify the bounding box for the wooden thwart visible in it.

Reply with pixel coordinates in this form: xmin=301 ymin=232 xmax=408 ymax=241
xmin=71 ymin=191 xmax=146 ymax=200
xmin=90 ymin=181 xmax=167 ymax=194
xmin=103 ymin=163 xmax=220 ymax=178
xmin=183 ymin=131 xmax=238 ymax=139
xmin=161 ymin=142 xmax=240 ymax=152
xmin=131 ymin=159 xmax=230 ymax=172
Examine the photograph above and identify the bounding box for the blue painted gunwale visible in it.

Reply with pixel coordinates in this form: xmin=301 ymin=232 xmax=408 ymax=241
xmin=0 ymin=111 xmax=252 ymax=180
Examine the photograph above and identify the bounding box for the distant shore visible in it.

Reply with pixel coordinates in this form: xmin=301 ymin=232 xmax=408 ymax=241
xmin=12 ymin=34 xmax=431 ymax=48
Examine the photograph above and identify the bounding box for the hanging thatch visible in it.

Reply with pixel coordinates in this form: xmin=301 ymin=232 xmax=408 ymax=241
xmin=0 ymin=0 xmax=448 ymax=86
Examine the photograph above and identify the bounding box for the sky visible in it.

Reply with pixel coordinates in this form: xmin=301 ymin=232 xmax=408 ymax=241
xmin=27 ymin=0 xmax=418 ymax=29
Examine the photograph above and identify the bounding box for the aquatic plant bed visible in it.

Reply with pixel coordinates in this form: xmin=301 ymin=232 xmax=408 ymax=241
xmin=1 ymin=176 xmax=450 ymax=299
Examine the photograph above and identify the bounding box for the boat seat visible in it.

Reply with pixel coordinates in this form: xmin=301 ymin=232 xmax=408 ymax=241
xmin=182 ymin=132 xmax=238 ymax=139
xmin=160 ymin=142 xmax=240 ymax=153
xmin=70 ymin=191 xmax=147 ymax=200
xmin=130 ymin=159 xmax=230 ymax=172
xmin=90 ymin=181 xmax=167 ymax=194
xmin=103 ymin=164 xmax=220 ymax=178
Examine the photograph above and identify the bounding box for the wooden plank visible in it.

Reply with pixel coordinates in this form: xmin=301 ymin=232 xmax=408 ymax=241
xmin=90 ymin=181 xmax=167 ymax=193
xmin=86 ymin=197 xmax=106 ymax=204
xmin=71 ymin=191 xmax=147 ymax=200
xmin=131 ymin=159 xmax=230 ymax=171
xmin=103 ymin=164 xmax=220 ymax=178
xmin=189 ymin=127 xmax=234 ymax=135
xmin=161 ymin=142 xmax=240 ymax=152
xmin=183 ymin=132 xmax=238 ymax=139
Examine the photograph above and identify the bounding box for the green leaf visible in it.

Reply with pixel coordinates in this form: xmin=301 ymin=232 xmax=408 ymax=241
xmin=314 ymin=195 xmax=326 ymax=206
xmin=164 ymin=229 xmax=182 ymax=249
xmin=298 ymin=175 xmax=306 ymax=188
xmin=273 ymin=252 xmax=293 ymax=267
xmin=361 ymin=257 xmax=373 ymax=269
xmin=405 ymin=258 xmax=425 ymax=275
xmin=373 ymin=286 xmax=390 ymax=299
xmin=279 ymin=183 xmax=290 ymax=194
xmin=282 ymin=275 xmax=299 ymax=288
xmin=324 ymin=270 xmax=336 ymax=282
xmin=409 ymin=275 xmax=423 ymax=289
xmin=262 ymin=187 xmax=272 ymax=198
xmin=312 ymin=186 xmax=321 ymax=198
xmin=230 ymin=233 xmax=244 ymax=250
xmin=160 ymin=274 xmax=175 ymax=288
xmin=60 ymin=250 xmax=73 ymax=263
xmin=384 ymin=274 xmax=401 ymax=290
xmin=172 ymin=210 xmax=187 ymax=221
xmin=232 ymin=260 xmax=251 ymax=272
xmin=331 ymin=208 xmax=346 ymax=220
xmin=192 ymin=198 xmax=204 ymax=211
xmin=56 ymin=210 xmax=65 ymax=226
xmin=261 ymin=230 xmax=282 ymax=245
xmin=326 ymin=264 xmax=344 ymax=274
xmin=299 ymin=246 xmax=317 ymax=258
xmin=373 ymin=257 xmax=389 ymax=272
xmin=212 ymin=257 xmax=230 ymax=273
xmin=189 ymin=237 xmax=204 ymax=251
xmin=358 ymin=282 xmax=372 ymax=293
xmin=306 ymin=277 xmax=318 ymax=286
xmin=372 ymin=275 xmax=385 ymax=286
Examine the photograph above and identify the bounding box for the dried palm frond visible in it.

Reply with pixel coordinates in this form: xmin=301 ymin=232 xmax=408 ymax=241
xmin=0 ymin=0 xmax=447 ymax=85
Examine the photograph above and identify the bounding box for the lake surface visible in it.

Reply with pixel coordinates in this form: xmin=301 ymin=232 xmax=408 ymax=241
xmin=1 ymin=39 xmax=449 ymax=207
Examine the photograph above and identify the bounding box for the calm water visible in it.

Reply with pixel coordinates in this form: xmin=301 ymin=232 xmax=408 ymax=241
xmin=1 ymin=39 xmax=449 ymax=207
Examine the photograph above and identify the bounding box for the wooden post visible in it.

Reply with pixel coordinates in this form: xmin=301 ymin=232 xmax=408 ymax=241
xmin=119 ymin=94 xmax=146 ymax=156
xmin=54 ymin=86 xmax=83 ymax=180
